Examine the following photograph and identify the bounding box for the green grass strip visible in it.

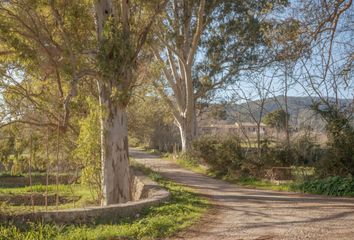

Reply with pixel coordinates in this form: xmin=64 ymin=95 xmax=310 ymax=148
xmin=0 ymin=166 xmax=209 ymax=240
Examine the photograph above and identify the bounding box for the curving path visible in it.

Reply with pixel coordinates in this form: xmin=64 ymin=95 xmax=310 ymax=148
xmin=131 ymin=149 xmax=354 ymax=240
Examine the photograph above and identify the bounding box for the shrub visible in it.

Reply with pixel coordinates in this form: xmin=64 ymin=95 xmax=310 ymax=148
xmin=312 ymin=103 xmax=354 ymax=176
xmin=291 ymin=133 xmax=323 ymax=166
xmin=73 ymin=97 xmax=102 ymax=200
xmin=191 ymin=135 xmax=317 ymax=179
xmin=296 ymin=176 xmax=354 ymax=196
xmin=318 ymin=128 xmax=354 ymax=176
xmin=259 ymin=133 xmax=322 ymax=170
xmin=175 ymin=152 xmax=200 ymax=169
xmin=192 ymin=135 xmax=244 ymax=175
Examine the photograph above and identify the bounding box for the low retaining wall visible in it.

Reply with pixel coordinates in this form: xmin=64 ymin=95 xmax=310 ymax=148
xmin=0 ymin=170 xmax=170 ymax=225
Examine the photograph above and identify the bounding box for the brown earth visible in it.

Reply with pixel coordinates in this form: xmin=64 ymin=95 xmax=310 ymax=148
xmin=131 ymin=148 xmax=354 ymax=240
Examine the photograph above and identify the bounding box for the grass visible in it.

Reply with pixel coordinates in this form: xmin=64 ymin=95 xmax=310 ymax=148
xmin=222 ymin=176 xmax=294 ymax=192
xmin=170 ymin=154 xmax=208 ymax=175
xmin=0 ymin=184 xmax=97 ymax=215
xmin=0 ymin=166 xmax=209 ymax=240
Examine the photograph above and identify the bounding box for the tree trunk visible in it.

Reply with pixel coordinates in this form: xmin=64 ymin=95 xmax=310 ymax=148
xmin=98 ymin=82 xmax=131 ymax=205
xmin=256 ymin=123 xmax=261 ymax=150
xmin=177 ymin=112 xmax=197 ymax=153
xmin=150 ymin=0 xmax=205 ymax=154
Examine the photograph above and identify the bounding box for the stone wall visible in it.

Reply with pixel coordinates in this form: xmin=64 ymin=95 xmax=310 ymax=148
xmin=0 ymin=170 xmax=170 ymax=225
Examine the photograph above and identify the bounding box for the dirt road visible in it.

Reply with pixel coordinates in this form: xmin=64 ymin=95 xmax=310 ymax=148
xmin=131 ymin=149 xmax=354 ymax=240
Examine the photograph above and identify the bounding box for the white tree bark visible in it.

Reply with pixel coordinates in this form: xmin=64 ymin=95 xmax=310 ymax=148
xmin=98 ymin=82 xmax=131 ymax=205
xmin=95 ymin=0 xmax=132 ymax=205
xmin=177 ymin=111 xmax=197 ymax=152
xmin=152 ymin=0 xmax=205 ymax=152
xmin=95 ymin=0 xmax=164 ymax=204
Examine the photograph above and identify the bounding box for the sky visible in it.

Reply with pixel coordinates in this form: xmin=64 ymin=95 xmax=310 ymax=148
xmin=1 ymin=1 xmax=353 ymax=111
xmin=216 ymin=0 xmax=354 ymax=103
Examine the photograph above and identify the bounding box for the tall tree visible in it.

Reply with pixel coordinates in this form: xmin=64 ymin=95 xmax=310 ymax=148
xmin=263 ymin=109 xmax=289 ymax=132
xmin=94 ymin=0 xmax=166 ymax=205
xmin=151 ymin=0 xmax=288 ymax=152
xmin=150 ymin=0 xmax=206 ymax=152
xmin=0 ymin=0 xmax=166 ymax=205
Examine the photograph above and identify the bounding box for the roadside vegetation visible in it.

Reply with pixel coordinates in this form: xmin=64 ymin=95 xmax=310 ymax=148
xmin=142 ymin=130 xmax=354 ymax=198
xmin=0 ymin=166 xmax=209 ymax=240
xmin=295 ymin=177 xmax=354 ymax=197
xmin=0 ymin=1 xmax=353 ymax=239
xmin=162 ymin=150 xmax=354 ymax=197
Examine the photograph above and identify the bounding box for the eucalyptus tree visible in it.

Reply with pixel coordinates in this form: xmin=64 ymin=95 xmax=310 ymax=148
xmin=150 ymin=0 xmax=289 ymax=152
xmin=0 ymin=0 xmax=166 ymax=205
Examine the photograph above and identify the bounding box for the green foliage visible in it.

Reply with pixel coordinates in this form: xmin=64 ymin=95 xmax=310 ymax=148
xmin=177 ymin=131 xmax=323 ymax=180
xmin=192 ymin=135 xmax=244 ymax=175
xmin=291 ymin=133 xmax=322 ymax=166
xmin=0 ymin=127 xmax=35 ymax=175
xmin=0 ymin=129 xmax=15 ymax=165
xmin=9 ymin=157 xmax=26 ymax=176
xmin=295 ymin=176 xmax=354 ymax=197
xmin=258 ymin=142 xmax=292 ymax=167
xmin=167 ymin=149 xmax=295 ymax=192
xmin=246 ymin=133 xmax=322 ymax=173
xmin=263 ymin=109 xmax=289 ymax=130
xmin=97 ymin=17 xmax=133 ymax=82
xmin=226 ymin=176 xmax=293 ymax=192
xmin=0 ymin=223 xmax=61 ymax=240
xmin=312 ymin=103 xmax=354 ymax=176
xmin=171 ymin=152 xmax=208 ymax=174
xmin=199 ymin=0 xmax=289 ymax=92
xmin=128 ymin=89 xmax=179 ymax=151
xmin=0 ymin=170 xmax=209 ymax=240
xmin=208 ymin=103 xmax=228 ymax=121
xmin=74 ymin=97 xmax=101 ymax=199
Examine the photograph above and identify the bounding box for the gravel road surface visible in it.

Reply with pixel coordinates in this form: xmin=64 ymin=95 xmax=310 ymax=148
xmin=131 ymin=149 xmax=354 ymax=240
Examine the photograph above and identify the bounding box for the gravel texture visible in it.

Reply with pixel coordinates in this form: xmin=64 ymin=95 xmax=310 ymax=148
xmin=131 ymin=149 xmax=354 ymax=240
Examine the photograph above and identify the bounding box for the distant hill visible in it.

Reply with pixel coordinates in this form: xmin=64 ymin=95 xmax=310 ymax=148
xmin=204 ymin=96 xmax=353 ymax=131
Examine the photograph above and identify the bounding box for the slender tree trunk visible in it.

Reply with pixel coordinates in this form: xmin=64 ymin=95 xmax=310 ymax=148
xmin=284 ymin=64 xmax=290 ymax=147
xmin=284 ymin=63 xmax=291 ymax=166
xmin=98 ymin=82 xmax=131 ymax=205
xmin=55 ymin=122 xmax=60 ymax=210
xmin=256 ymin=123 xmax=261 ymax=150
xmin=29 ymin=134 xmax=34 ymax=212
xmin=45 ymin=127 xmax=49 ymax=211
